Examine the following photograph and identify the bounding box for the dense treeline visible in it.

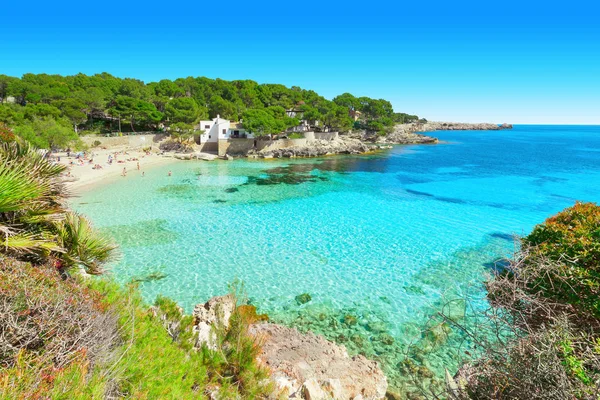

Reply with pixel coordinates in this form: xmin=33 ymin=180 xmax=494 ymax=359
xmin=0 ymin=73 xmax=421 ymax=149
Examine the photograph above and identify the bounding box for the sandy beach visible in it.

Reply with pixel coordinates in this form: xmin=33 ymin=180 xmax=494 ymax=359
xmin=56 ymin=147 xmax=179 ymax=194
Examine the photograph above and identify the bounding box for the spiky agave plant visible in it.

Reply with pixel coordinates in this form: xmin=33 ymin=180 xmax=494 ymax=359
xmin=0 ymin=140 xmax=116 ymax=274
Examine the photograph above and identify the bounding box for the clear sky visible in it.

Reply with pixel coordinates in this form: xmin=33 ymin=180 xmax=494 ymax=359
xmin=1 ymin=0 xmax=599 ymax=124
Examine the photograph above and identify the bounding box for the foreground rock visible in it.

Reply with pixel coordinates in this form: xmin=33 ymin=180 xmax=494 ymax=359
xmin=192 ymin=296 xmax=387 ymax=399
xmin=192 ymin=294 xmax=236 ymax=350
xmin=250 ymin=323 xmax=388 ymax=399
xmin=249 ymin=137 xmax=371 ymax=159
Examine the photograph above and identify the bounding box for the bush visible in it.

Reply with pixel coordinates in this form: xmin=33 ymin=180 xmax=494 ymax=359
xmin=0 ymin=257 xmax=119 ymax=398
xmin=0 ymin=123 xmax=15 ymax=142
xmin=92 ymin=140 xmax=102 ymax=147
xmin=447 ymin=202 xmax=600 ymax=400
xmin=455 ymin=321 xmax=599 ymax=400
xmin=523 ymin=202 xmax=600 ymax=318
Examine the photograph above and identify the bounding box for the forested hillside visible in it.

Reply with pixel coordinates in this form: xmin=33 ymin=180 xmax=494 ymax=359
xmin=0 ymin=73 xmax=420 ymax=149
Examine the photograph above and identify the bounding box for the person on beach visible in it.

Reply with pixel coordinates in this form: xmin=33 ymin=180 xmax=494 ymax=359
xmin=122 ymin=167 xmax=127 ymax=177
xmin=142 ymin=171 xmax=145 ymax=177
xmin=168 ymin=171 xmax=172 ymax=176
xmin=137 ymin=161 xmax=140 ymax=170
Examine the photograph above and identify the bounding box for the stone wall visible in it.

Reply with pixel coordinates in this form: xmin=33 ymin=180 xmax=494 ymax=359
xmin=199 ymin=141 xmax=218 ymax=153
xmin=81 ymin=134 xmax=167 ymax=149
xmin=303 ymin=132 xmax=316 ymax=140
xmin=314 ymin=131 xmax=338 ymax=140
xmin=256 ymin=138 xmax=308 ymax=152
xmin=301 ymin=132 xmax=338 ymax=141
xmin=218 ymin=138 xmax=311 ymax=156
xmin=218 ymin=139 xmax=254 ymax=156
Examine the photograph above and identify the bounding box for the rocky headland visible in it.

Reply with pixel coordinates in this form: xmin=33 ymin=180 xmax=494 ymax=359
xmin=346 ymin=126 xmax=438 ymax=145
xmin=407 ymin=121 xmax=513 ymax=133
xmin=344 ymin=121 xmax=510 ymax=146
xmin=248 ymin=137 xmax=371 ymax=159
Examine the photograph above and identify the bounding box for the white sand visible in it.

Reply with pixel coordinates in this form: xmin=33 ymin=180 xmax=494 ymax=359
xmin=56 ymin=147 xmax=178 ymax=195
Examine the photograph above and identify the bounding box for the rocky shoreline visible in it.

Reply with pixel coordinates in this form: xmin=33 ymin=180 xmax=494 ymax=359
xmin=247 ymin=137 xmax=371 ymax=159
xmin=406 ymin=121 xmax=513 ymax=133
xmin=164 ymin=121 xmax=510 ymax=161
xmin=346 ymin=126 xmax=438 ymax=145
xmin=238 ymin=120 xmax=511 ymax=159
xmin=192 ymin=295 xmax=388 ymax=399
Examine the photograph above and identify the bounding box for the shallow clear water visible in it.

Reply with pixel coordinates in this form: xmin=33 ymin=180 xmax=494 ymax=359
xmin=74 ymin=125 xmax=600 ymax=388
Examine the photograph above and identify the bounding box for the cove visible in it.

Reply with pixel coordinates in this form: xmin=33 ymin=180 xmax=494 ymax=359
xmin=74 ymin=125 xmax=600 ymax=387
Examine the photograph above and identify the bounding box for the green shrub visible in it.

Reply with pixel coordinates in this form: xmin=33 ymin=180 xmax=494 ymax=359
xmin=523 ymin=201 xmax=600 ymax=318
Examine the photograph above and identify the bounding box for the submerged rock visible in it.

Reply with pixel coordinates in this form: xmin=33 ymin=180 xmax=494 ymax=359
xmin=250 ymin=323 xmax=388 ymax=399
xmin=295 ymin=293 xmax=312 ymax=305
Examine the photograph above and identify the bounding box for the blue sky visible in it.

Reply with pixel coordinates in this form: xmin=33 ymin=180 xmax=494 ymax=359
xmin=1 ymin=0 xmax=599 ymax=124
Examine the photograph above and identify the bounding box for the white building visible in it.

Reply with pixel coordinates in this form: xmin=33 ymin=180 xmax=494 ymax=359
xmin=197 ymin=115 xmax=253 ymax=144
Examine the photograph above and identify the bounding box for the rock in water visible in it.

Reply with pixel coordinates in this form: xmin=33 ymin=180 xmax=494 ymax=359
xmin=250 ymin=323 xmax=388 ymax=399
xmin=295 ymin=293 xmax=312 ymax=305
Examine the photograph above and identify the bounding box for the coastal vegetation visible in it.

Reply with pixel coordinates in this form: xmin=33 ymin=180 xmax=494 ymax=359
xmin=445 ymin=202 xmax=600 ymax=399
xmin=0 ymin=138 xmax=275 ymax=399
xmin=2 ymin=110 xmax=598 ymax=398
xmin=0 ymin=73 xmax=420 ymax=149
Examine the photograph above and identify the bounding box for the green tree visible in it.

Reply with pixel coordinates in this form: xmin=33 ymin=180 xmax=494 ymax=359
xmin=333 ymin=92 xmax=360 ymax=110
xmin=208 ymin=95 xmax=237 ymax=119
xmin=241 ymin=109 xmax=277 ymax=136
xmin=165 ymin=97 xmax=201 ymax=124
xmin=169 ymin=122 xmax=195 ymax=143
xmin=323 ymin=104 xmax=353 ymax=132
xmin=152 ymin=79 xmax=185 ymax=98
xmin=14 ymin=118 xmax=79 ymax=149
xmin=109 ymin=96 xmax=163 ymax=131
xmin=56 ymin=98 xmax=88 ymax=131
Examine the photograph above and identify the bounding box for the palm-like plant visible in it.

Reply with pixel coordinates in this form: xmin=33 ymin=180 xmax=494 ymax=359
xmin=0 ymin=140 xmax=116 ymax=274
xmin=55 ymin=213 xmax=116 ymax=274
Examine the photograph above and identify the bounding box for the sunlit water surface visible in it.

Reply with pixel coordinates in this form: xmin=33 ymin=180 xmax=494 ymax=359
xmin=75 ymin=125 xmax=600 ymax=389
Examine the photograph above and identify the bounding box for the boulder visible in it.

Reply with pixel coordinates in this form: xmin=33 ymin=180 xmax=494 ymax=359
xmin=159 ymin=140 xmax=194 ymax=153
xmin=174 ymin=153 xmax=192 ymax=160
xmin=302 ymin=378 xmax=329 ymax=400
xmin=192 ymin=295 xmax=236 ymax=350
xmin=250 ymin=323 xmax=387 ymax=399
xmin=196 ymin=152 xmax=218 ymax=161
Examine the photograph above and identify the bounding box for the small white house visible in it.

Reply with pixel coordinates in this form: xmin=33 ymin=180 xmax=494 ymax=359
xmin=197 ymin=115 xmax=253 ymax=144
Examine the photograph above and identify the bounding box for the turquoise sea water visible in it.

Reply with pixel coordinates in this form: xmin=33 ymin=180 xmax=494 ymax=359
xmin=74 ymin=125 xmax=600 ymax=389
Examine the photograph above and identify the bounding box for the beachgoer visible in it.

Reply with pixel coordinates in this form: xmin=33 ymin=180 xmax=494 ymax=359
xmin=168 ymin=171 xmax=172 ymax=176
xmin=142 ymin=171 xmax=145 ymax=177
xmin=137 ymin=161 xmax=140 ymax=170
xmin=122 ymin=167 xmax=127 ymax=177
